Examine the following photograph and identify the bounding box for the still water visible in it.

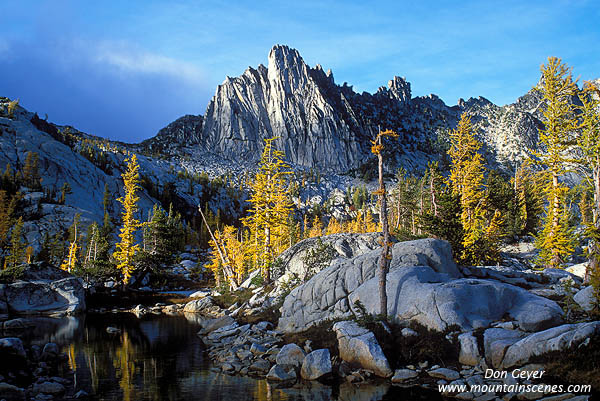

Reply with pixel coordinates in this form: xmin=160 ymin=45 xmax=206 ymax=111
xmin=21 ymin=313 xmax=442 ymax=401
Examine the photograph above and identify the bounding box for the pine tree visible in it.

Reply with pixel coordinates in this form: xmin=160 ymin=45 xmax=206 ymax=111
xmin=241 ymin=138 xmax=293 ymax=281
xmin=113 ymin=154 xmax=141 ymax=285
xmin=49 ymin=231 xmax=65 ymax=266
xmin=144 ymin=205 xmax=169 ymax=256
xmin=140 ymin=204 xmax=183 ymax=267
xmin=7 ymin=217 xmax=26 ymax=268
xmin=420 ymin=187 xmax=464 ymax=256
xmin=533 ymin=57 xmax=579 ymax=268
xmin=103 ymin=183 xmax=111 ymax=215
xmin=0 ymin=190 xmax=13 ymax=248
xmin=59 ymin=182 xmax=72 ymax=204
xmin=22 ymin=151 xmax=42 ymax=190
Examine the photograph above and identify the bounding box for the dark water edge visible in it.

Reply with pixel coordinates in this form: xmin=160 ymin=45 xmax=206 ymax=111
xmin=15 ymin=313 xmax=443 ymax=401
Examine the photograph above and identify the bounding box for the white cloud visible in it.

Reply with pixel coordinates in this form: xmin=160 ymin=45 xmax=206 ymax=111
xmin=78 ymin=40 xmax=205 ymax=85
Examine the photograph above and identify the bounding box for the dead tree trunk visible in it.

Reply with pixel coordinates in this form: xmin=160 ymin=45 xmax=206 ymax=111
xmin=198 ymin=205 xmax=238 ymax=290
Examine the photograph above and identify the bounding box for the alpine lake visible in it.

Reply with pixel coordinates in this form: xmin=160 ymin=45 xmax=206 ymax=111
xmin=18 ymin=311 xmax=443 ymax=401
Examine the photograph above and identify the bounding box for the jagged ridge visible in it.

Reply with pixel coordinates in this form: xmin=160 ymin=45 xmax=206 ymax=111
xmin=147 ymin=44 xmax=564 ymax=173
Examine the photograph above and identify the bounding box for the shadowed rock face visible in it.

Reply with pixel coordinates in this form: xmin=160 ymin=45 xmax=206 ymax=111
xmin=2 ymin=264 xmax=85 ymax=316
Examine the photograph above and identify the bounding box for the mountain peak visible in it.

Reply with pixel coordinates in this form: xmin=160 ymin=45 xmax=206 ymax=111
xmin=267 ymin=45 xmax=309 ymax=95
xmin=167 ymin=45 xmax=545 ymax=173
xmin=268 ymin=44 xmax=304 ymax=68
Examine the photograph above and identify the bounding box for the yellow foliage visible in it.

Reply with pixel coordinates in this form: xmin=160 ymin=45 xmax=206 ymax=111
xmin=207 ymin=225 xmax=249 ymax=286
xmin=25 ymin=246 xmax=34 ymax=264
xmin=241 ymin=138 xmax=293 ymax=280
xmin=448 ymin=113 xmax=499 ymax=265
xmin=364 ymin=209 xmax=378 ymax=232
xmin=533 ymin=57 xmax=579 ymax=268
xmin=307 ymin=215 xmax=323 ymax=238
xmin=60 ymin=242 xmax=78 ymax=272
xmin=325 ymin=217 xmax=343 ymax=235
xmin=61 ymin=216 xmax=79 ymax=272
xmin=113 ymin=153 xmax=141 ymax=284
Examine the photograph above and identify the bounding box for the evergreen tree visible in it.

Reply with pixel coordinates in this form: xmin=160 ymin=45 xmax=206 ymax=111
xmin=241 ymin=138 xmax=293 ymax=281
xmin=113 ymin=154 xmax=141 ymax=285
xmin=533 ymin=57 xmax=579 ymax=268
xmin=103 ymin=183 xmax=111 ymax=215
xmin=59 ymin=182 xmax=72 ymax=204
xmin=0 ymin=190 xmax=14 ymax=248
xmin=0 ymin=164 xmax=16 ymax=194
xmin=49 ymin=231 xmax=66 ymax=266
xmin=420 ymin=187 xmax=464 ymax=256
xmin=6 ymin=217 xmax=26 ymax=268
xmin=22 ymin=151 xmax=42 ymax=190
xmin=138 ymin=204 xmax=184 ymax=268
xmin=144 ymin=205 xmax=170 ymax=257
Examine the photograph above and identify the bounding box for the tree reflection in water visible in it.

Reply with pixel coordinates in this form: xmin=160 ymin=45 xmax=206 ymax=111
xmin=24 ymin=313 xmax=440 ymax=400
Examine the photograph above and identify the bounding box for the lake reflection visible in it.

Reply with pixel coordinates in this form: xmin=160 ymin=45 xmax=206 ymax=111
xmin=21 ymin=313 xmax=441 ymax=401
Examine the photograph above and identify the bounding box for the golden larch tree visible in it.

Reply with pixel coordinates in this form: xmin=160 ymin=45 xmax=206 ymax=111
xmin=448 ymin=113 xmax=490 ymax=264
xmin=113 ymin=153 xmax=141 ymax=285
xmin=577 ymin=81 xmax=600 ymax=287
xmin=61 ymin=216 xmax=79 ymax=273
xmin=242 ymin=138 xmax=293 ymax=281
xmin=534 ymin=57 xmax=579 ymax=268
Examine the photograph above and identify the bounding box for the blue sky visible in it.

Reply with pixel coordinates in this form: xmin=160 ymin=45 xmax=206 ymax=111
xmin=1 ymin=0 xmax=598 ymax=143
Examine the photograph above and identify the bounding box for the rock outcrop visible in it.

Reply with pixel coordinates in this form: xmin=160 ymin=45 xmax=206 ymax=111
xmin=278 ymin=238 xmax=562 ymax=333
xmin=500 ymin=322 xmax=600 ymax=369
xmin=333 ymin=321 xmax=392 ymax=378
xmin=273 ymin=232 xmax=381 ymax=284
xmin=574 ymin=286 xmax=596 ymax=313
xmin=276 ymin=343 xmax=306 ymax=367
xmin=1 ymin=264 xmax=85 ymax=317
xmin=481 ymin=322 xmax=600 ymax=369
xmin=350 ymin=267 xmax=562 ymax=332
xmin=301 ymin=349 xmax=332 ymax=380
